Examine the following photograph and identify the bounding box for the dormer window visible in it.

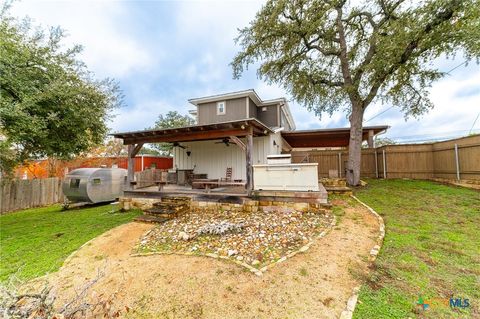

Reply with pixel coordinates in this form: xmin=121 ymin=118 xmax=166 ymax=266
xmin=217 ymin=101 xmax=226 ymax=115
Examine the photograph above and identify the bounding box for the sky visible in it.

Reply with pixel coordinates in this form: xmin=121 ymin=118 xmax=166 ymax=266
xmin=9 ymin=0 xmax=480 ymax=143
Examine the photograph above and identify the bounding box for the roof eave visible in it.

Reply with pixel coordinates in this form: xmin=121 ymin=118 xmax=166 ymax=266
xmin=188 ymin=89 xmax=262 ymax=106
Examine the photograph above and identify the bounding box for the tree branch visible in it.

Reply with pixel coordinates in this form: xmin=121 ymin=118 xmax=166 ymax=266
xmin=308 ymin=74 xmax=344 ymax=87
xmin=281 ymin=8 xmax=341 ymax=57
xmin=362 ymin=0 xmax=460 ymax=107
xmin=343 ymin=11 xmax=377 ymax=28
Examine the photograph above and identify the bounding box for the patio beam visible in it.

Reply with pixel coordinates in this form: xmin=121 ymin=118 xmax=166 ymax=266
xmin=132 ymin=143 xmax=144 ymax=156
xmin=229 ymin=136 xmax=246 ymax=152
xmin=123 ymin=128 xmax=248 ymax=145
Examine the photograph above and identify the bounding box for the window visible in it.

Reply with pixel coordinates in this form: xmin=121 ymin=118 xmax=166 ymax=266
xmin=92 ymin=178 xmax=101 ymax=185
xmin=217 ymin=101 xmax=226 ymax=115
xmin=70 ymin=178 xmax=80 ymax=189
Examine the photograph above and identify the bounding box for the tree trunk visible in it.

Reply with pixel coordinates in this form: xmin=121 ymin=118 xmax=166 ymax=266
xmin=346 ymin=104 xmax=364 ymax=186
xmin=47 ymin=158 xmax=57 ymax=178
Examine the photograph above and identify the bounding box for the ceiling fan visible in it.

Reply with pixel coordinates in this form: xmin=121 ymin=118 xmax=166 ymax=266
xmin=214 ymin=138 xmax=230 ymax=146
xmin=172 ymin=142 xmax=186 ymax=149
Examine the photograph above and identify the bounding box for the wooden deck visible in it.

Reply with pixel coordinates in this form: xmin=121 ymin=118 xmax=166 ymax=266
xmin=124 ymin=184 xmax=249 ymax=199
xmin=124 ymin=183 xmax=328 ymax=204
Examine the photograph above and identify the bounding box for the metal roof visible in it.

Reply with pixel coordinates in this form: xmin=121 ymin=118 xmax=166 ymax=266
xmin=281 ymin=125 xmax=389 ymax=148
xmin=111 ymin=118 xmax=273 ymax=145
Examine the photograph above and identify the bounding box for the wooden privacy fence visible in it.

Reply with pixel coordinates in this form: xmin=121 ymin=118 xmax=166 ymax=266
xmin=0 ymin=177 xmax=64 ymax=214
xmin=0 ymin=169 xmax=168 ymax=213
xmin=292 ymin=134 xmax=480 ymax=181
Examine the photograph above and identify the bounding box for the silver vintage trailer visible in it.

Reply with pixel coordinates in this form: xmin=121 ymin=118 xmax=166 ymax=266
xmin=62 ymin=168 xmax=127 ymax=203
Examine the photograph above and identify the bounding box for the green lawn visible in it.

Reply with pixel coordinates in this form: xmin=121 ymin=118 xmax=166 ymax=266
xmin=0 ymin=204 xmax=141 ymax=282
xmin=353 ymin=179 xmax=480 ymax=319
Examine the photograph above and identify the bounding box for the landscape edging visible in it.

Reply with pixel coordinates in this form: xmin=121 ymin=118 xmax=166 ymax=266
xmin=338 ymin=195 xmax=385 ymax=319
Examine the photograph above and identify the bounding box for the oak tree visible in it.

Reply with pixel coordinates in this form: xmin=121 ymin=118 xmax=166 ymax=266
xmin=149 ymin=111 xmax=195 ymax=155
xmin=0 ymin=6 xmax=122 ymax=177
xmin=232 ymin=0 xmax=480 ymax=185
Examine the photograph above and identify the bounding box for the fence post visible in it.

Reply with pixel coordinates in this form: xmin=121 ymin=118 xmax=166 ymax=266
xmin=383 ymin=149 xmax=387 ymax=179
xmin=338 ymin=153 xmax=342 ymax=178
xmin=374 ymin=149 xmax=378 ymax=178
xmin=454 ymin=143 xmax=460 ymax=180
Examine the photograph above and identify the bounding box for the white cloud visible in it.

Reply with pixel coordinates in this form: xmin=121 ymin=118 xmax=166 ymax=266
xmin=10 ymin=1 xmax=153 ymax=78
xmin=110 ymin=98 xmax=177 ymax=133
xmin=9 ymin=0 xmax=480 ymax=140
xmin=365 ymin=68 xmax=480 ymax=142
xmin=170 ymin=0 xmax=263 ymax=93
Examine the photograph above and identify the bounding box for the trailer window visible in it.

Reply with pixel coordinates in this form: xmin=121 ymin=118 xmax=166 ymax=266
xmin=92 ymin=178 xmax=101 ymax=185
xmin=70 ymin=179 xmax=80 ymax=189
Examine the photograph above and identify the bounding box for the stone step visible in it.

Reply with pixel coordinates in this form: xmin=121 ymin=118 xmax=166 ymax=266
xmin=134 ymin=215 xmax=170 ymax=224
xmin=151 ymin=206 xmax=188 ymax=214
xmin=159 ymin=196 xmax=191 ymax=204
xmin=141 ymin=196 xmax=191 ymax=222
xmin=153 ymin=202 xmax=190 ymax=207
xmin=324 ymin=186 xmax=353 ymax=195
xmin=144 ymin=207 xmax=187 ymax=216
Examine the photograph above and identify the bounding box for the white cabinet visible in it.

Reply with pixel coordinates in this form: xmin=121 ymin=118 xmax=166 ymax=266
xmin=253 ymin=163 xmax=319 ymax=191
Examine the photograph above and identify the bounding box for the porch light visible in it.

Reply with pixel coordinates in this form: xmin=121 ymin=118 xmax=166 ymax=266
xmin=186 ymin=151 xmax=191 ymax=157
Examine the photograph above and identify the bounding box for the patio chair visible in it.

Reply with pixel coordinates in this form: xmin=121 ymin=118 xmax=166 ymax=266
xmin=220 ymin=167 xmax=233 ymax=182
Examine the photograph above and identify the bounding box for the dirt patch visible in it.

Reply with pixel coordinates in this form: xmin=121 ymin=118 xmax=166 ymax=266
xmin=45 ymin=201 xmax=378 ymax=319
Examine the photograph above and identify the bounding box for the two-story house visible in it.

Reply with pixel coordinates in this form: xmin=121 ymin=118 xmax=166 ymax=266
xmin=175 ymin=90 xmax=295 ymax=182
xmin=188 ymin=90 xmax=295 ymax=131
xmin=113 ymin=89 xmax=388 ymax=193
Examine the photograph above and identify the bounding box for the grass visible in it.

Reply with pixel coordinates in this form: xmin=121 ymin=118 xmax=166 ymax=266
xmin=0 ymin=204 xmax=141 ymax=282
xmin=352 ymin=179 xmax=480 ymax=319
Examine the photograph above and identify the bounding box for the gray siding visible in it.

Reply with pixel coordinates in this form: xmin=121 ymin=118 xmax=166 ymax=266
xmin=248 ymin=98 xmax=257 ymax=118
xmin=257 ymin=104 xmax=279 ymax=127
xmin=197 ymin=97 xmax=247 ymax=125
xmin=280 ymin=108 xmax=291 ymax=130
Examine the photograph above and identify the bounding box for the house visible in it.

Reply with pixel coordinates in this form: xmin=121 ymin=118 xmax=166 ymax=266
xmin=112 ymin=89 xmax=388 ymax=199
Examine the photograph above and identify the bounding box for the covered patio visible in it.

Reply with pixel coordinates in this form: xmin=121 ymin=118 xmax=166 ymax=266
xmin=112 ymin=119 xmax=273 ymax=197
xmin=112 ymin=122 xmax=388 ymax=200
xmin=281 ymin=125 xmax=389 ymax=148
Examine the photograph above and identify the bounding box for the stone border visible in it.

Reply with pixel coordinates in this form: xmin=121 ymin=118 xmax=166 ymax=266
xmin=131 ymin=215 xmax=337 ymax=277
xmin=339 ymin=195 xmax=385 ymax=319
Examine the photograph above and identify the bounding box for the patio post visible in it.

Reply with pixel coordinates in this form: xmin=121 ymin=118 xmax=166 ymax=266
xmin=127 ymin=143 xmax=143 ymax=190
xmin=246 ymin=127 xmax=253 ymax=192
xmin=368 ymin=130 xmax=375 ymax=148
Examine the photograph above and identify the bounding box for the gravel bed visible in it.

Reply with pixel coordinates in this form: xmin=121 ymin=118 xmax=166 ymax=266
xmin=136 ymin=207 xmax=334 ymax=268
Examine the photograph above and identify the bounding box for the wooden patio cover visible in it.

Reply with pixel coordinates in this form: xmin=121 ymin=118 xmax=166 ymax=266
xmin=111 ymin=119 xmax=273 ymax=191
xmin=112 ymin=118 xmax=272 ymax=145
xmin=281 ymin=125 xmax=389 ymax=148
